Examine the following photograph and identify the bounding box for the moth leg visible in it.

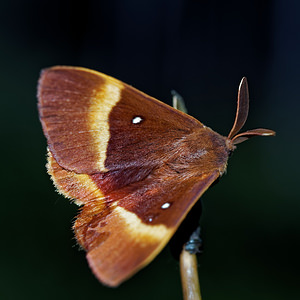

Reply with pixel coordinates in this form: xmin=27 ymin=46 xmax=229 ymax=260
xmin=184 ymin=226 xmax=202 ymax=254
xmin=171 ymin=90 xmax=188 ymax=113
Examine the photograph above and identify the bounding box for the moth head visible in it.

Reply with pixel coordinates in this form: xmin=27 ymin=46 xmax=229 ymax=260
xmin=226 ymin=77 xmax=275 ymax=150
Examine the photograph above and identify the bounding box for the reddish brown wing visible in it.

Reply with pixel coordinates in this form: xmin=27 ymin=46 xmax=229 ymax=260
xmin=48 ymin=151 xmax=219 ymax=286
xmin=38 ymin=66 xmax=203 ymax=174
xmin=83 ymin=171 xmax=219 ymax=287
xmin=38 ymin=66 xmax=228 ymax=287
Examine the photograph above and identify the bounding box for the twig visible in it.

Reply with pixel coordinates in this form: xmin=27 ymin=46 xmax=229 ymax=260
xmin=179 ymin=227 xmax=202 ymax=300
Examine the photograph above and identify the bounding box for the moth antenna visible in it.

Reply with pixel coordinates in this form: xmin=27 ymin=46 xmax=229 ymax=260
xmin=227 ymin=78 xmax=276 ymax=144
xmin=228 ymin=77 xmax=249 ymax=140
xmin=231 ymin=128 xmax=276 ymax=145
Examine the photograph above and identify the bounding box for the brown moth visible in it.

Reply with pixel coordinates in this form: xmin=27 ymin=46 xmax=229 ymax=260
xmin=38 ymin=66 xmax=275 ymax=287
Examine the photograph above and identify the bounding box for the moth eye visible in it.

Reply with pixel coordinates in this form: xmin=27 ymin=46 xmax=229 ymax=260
xmin=228 ymin=149 xmax=234 ymax=157
xmin=148 ymin=217 xmax=153 ymax=222
xmin=161 ymin=202 xmax=171 ymax=209
xmin=132 ymin=116 xmax=143 ymax=124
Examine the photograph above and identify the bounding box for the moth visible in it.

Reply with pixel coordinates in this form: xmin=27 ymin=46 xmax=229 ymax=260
xmin=38 ymin=66 xmax=275 ymax=287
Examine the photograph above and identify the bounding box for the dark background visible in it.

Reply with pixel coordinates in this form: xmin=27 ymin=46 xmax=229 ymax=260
xmin=1 ymin=1 xmax=299 ymax=299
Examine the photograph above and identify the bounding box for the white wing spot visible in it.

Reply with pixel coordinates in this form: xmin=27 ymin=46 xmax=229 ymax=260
xmin=132 ymin=116 xmax=143 ymax=124
xmin=161 ymin=203 xmax=170 ymax=209
xmin=148 ymin=218 xmax=153 ymax=222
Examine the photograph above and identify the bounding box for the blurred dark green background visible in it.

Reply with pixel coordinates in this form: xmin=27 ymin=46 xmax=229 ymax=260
xmin=1 ymin=0 xmax=299 ymax=299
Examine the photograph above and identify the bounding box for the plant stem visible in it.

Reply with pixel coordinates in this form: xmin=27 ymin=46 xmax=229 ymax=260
xmin=180 ymin=248 xmax=202 ymax=300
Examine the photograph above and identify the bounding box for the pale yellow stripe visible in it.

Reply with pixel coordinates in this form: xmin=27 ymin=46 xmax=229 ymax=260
xmin=114 ymin=206 xmax=173 ymax=244
xmin=89 ymin=78 xmax=123 ymax=171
